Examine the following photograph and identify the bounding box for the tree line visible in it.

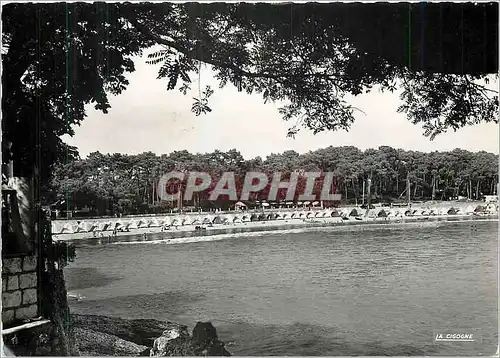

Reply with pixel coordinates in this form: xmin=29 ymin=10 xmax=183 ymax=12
xmin=49 ymin=146 xmax=498 ymax=217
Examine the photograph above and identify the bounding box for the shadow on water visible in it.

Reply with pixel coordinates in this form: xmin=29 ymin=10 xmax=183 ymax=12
xmin=65 ymin=267 xmax=123 ymax=290
xmin=68 ymin=291 xmax=205 ymax=321
xmin=217 ymin=321 xmax=442 ymax=356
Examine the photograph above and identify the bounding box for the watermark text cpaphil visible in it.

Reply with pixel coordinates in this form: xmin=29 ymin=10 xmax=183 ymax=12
xmin=156 ymin=171 xmax=342 ymax=202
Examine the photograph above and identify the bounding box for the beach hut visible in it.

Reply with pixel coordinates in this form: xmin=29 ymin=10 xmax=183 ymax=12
xmin=220 ymin=215 xmax=231 ymax=223
xmin=474 ymin=205 xmax=486 ymax=213
xmin=408 ymin=209 xmax=417 ymax=216
xmin=60 ymin=222 xmax=77 ymax=234
xmin=266 ymin=213 xmax=277 ymax=220
xmin=162 ymin=216 xmax=172 ymax=227
xmin=191 ymin=216 xmax=202 ymax=225
xmin=241 ymin=214 xmax=251 ymax=222
xmin=137 ymin=219 xmax=149 ymax=228
xmin=149 ymin=218 xmax=161 ymax=227
xmin=202 ymin=215 xmax=214 ymax=224
xmin=312 ymin=201 xmax=320 ymax=207
xmin=331 ymin=209 xmax=341 ymax=217
xmin=290 ymin=212 xmax=299 ymax=219
xmin=170 ymin=216 xmax=182 ymax=226
xmin=115 ymin=220 xmax=130 ymax=231
xmin=50 ymin=222 xmax=60 ymax=234
xmin=282 ymin=212 xmax=290 ymax=219
xmin=233 ymin=215 xmax=243 ymax=223
xmin=97 ymin=222 xmax=111 ymax=231
xmin=250 ymin=213 xmax=259 ymax=222
xmin=319 ymin=210 xmax=330 ymax=217
xmin=298 ymin=211 xmax=307 ymax=218
xmin=121 ymin=221 xmax=131 ymax=231
xmin=275 ymin=212 xmax=284 ymax=219
xmin=387 ymin=209 xmax=398 ymax=217
xmin=128 ymin=219 xmax=139 ymax=229
xmin=348 ymin=208 xmax=359 ymax=217
xmin=306 ymin=211 xmax=314 ymax=218
xmin=316 ymin=210 xmax=327 ymax=218
xmin=376 ymin=208 xmax=388 ymax=218
xmin=327 ymin=210 xmax=338 ymax=218
xmin=447 ymin=207 xmax=459 ymax=215
xmin=75 ymin=221 xmax=89 ymax=233
xmin=212 ymin=216 xmax=222 ymax=224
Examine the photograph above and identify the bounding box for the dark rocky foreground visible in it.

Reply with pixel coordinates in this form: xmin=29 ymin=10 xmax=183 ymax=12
xmin=70 ymin=314 xmax=231 ymax=356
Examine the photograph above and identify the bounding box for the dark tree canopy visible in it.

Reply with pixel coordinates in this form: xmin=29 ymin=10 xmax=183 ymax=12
xmin=51 ymin=146 xmax=499 ymax=216
xmin=2 ymin=2 xmax=498 ymax=186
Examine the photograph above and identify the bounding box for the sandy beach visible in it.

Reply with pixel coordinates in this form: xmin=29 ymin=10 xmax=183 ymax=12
xmin=53 ymin=211 xmax=498 ymax=246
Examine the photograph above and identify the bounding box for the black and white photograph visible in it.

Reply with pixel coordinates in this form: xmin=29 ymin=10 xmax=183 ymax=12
xmin=1 ymin=1 xmax=499 ymax=356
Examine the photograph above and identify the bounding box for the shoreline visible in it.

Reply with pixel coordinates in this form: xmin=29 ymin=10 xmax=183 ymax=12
xmin=54 ymin=213 xmax=498 ymax=246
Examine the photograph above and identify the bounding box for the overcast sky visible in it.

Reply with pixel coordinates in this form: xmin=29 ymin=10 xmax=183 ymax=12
xmin=63 ymin=52 xmax=499 ymax=159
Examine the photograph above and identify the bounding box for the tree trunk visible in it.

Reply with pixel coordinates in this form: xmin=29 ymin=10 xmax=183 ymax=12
xmin=422 ymin=174 xmax=426 ymax=198
xmin=365 ymin=174 xmax=372 ymax=217
xmin=431 ymin=175 xmax=436 ymax=200
xmin=476 ymin=179 xmax=480 ymax=200
xmin=362 ymin=180 xmax=365 ymax=205
xmin=352 ymin=178 xmax=358 ymax=205
xmin=344 ymin=180 xmax=348 ymax=203
xmin=406 ymin=174 xmax=411 ymax=204
xmin=178 ymin=186 xmax=183 ymax=211
xmin=152 ymin=179 xmax=156 ymax=205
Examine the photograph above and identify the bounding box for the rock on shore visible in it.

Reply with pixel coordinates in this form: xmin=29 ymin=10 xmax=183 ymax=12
xmin=70 ymin=314 xmax=231 ymax=356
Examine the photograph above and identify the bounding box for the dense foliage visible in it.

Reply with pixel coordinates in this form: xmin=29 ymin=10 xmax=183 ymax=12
xmin=2 ymin=2 xmax=498 ymax=187
xmin=50 ymin=147 xmax=498 ymax=216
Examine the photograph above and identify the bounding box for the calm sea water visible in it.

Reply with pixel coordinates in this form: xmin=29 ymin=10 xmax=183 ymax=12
xmin=65 ymin=220 xmax=498 ymax=356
